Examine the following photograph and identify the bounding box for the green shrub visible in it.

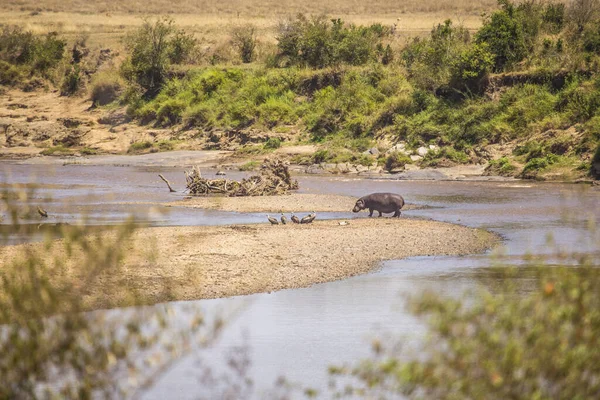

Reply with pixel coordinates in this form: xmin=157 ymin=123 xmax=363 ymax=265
xmin=311 ymin=149 xmax=332 ymax=163
xmin=384 ymin=152 xmax=412 ymax=171
xmin=487 ymin=156 xmax=517 ymax=176
xmin=80 ymin=147 xmax=97 ymax=155
xmin=183 ymin=103 xmax=215 ymax=128
xmin=0 ymin=26 xmax=65 ymax=75
xmin=122 ymin=18 xmax=196 ymax=96
xmin=401 ymin=20 xmax=470 ymax=90
xmin=156 ymin=99 xmax=186 ymax=125
xmin=263 ymin=137 xmax=282 ymax=150
xmin=90 ymin=70 xmax=125 ymax=106
xmin=0 ymin=60 xmax=21 ymax=85
xmin=257 ymin=96 xmax=297 ymax=128
xmin=169 ymin=30 xmax=197 ymax=64
xmin=542 ymin=2 xmax=565 ymax=33
xmin=450 ymin=43 xmax=494 ymax=92
xmin=522 ymin=154 xmax=560 ymax=177
xmin=422 ymin=147 xmax=471 ymax=166
xmin=231 ymin=25 xmax=257 ymax=63
xmin=128 ymin=141 xmax=153 ymax=153
xmin=475 ymin=0 xmax=528 ymax=71
xmin=60 ymin=65 xmax=82 ymax=96
xmin=156 ymin=140 xmax=178 ymax=151
xmin=275 ymin=15 xmax=387 ymax=68
xmin=557 ymin=80 xmax=600 ymax=122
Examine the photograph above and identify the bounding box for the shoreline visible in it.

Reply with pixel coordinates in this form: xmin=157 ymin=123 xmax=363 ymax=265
xmin=0 ymin=218 xmax=500 ymax=310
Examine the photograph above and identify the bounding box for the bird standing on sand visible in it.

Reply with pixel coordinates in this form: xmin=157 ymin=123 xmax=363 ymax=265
xmin=300 ymin=212 xmax=316 ymax=224
xmin=37 ymin=206 xmax=48 ymax=218
xmin=267 ymin=215 xmax=279 ymax=225
xmin=291 ymin=212 xmax=300 ymax=224
xmin=280 ymin=213 xmax=287 ymax=225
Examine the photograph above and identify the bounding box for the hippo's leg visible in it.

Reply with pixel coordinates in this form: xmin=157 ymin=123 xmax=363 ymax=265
xmin=393 ymin=210 xmax=401 ymax=218
xmin=368 ymin=208 xmax=373 ymax=217
xmin=378 ymin=211 xmax=382 ymax=217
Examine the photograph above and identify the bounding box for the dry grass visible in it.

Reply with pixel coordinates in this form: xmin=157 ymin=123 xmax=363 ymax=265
xmin=0 ymin=0 xmax=493 ymax=49
xmin=5 ymin=0 xmax=496 ymax=16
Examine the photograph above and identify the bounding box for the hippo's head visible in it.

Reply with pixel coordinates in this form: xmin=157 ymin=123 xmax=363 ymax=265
xmin=352 ymin=199 xmax=365 ymax=213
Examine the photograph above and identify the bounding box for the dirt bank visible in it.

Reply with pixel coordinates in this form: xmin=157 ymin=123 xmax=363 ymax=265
xmin=0 ymin=218 xmax=499 ymax=310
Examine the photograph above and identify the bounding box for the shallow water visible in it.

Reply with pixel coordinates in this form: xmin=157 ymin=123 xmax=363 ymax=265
xmin=1 ymin=159 xmax=599 ymax=397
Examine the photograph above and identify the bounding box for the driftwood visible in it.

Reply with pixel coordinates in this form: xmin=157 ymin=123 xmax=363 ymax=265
xmin=185 ymin=159 xmax=298 ymax=196
xmin=158 ymin=174 xmax=177 ymax=192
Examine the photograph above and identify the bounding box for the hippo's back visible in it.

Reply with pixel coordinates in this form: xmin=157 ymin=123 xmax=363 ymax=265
xmin=362 ymin=192 xmax=405 ymax=209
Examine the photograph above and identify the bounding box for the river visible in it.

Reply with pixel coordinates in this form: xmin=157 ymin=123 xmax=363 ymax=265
xmin=1 ymin=156 xmax=599 ymax=398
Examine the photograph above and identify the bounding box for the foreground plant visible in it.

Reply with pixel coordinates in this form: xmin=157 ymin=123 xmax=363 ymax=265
xmin=0 ymin=187 xmax=220 ymax=398
xmin=331 ymin=229 xmax=600 ymax=399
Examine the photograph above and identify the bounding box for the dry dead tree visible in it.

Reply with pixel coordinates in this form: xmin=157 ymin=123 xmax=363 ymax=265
xmin=185 ymin=159 xmax=298 ymax=196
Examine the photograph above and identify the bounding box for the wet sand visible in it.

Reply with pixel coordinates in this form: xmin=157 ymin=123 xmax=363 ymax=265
xmin=0 ymin=218 xmax=499 ymax=309
xmin=166 ymin=193 xmax=421 ymax=213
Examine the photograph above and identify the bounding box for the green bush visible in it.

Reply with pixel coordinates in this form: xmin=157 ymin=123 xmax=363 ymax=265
xmin=169 ymin=30 xmax=197 ymax=64
xmin=384 ymin=152 xmax=412 ymax=171
xmin=257 ymin=96 xmax=297 ymax=128
xmin=275 ymin=15 xmax=388 ymax=68
xmin=122 ymin=18 xmax=196 ymax=96
xmin=522 ymin=154 xmax=558 ymax=175
xmin=90 ymin=70 xmax=125 ymax=106
xmin=156 ymin=98 xmax=186 ymax=125
xmin=128 ymin=141 xmax=153 ymax=153
xmin=311 ymin=149 xmax=332 ymax=163
xmin=487 ymin=156 xmax=517 ymax=176
xmin=422 ymin=147 xmax=471 ymax=166
xmin=557 ymin=80 xmax=600 ymax=122
xmin=450 ymin=43 xmax=495 ymax=92
xmin=542 ymin=2 xmax=565 ymax=33
xmin=401 ymin=20 xmax=470 ymax=90
xmin=183 ymin=103 xmax=215 ymax=128
xmin=0 ymin=60 xmax=21 ymax=85
xmin=231 ymin=25 xmax=257 ymax=63
xmin=475 ymin=0 xmax=528 ymax=71
xmin=263 ymin=137 xmax=282 ymax=150
xmin=60 ymin=65 xmax=82 ymax=96
xmin=0 ymin=26 xmax=65 ymax=76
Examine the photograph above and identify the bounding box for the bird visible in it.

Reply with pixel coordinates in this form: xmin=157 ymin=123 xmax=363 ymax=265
xmin=37 ymin=206 xmax=48 ymax=218
xmin=267 ymin=215 xmax=279 ymax=225
xmin=300 ymin=213 xmax=316 ymax=224
xmin=280 ymin=213 xmax=287 ymax=225
xmin=291 ymin=212 xmax=300 ymax=224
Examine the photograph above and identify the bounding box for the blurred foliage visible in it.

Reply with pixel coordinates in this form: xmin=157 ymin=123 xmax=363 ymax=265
xmin=331 ymin=223 xmax=600 ymax=399
xmin=0 ymin=186 xmax=223 ymax=398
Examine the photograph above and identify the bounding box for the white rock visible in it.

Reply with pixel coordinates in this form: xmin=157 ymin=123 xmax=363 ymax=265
xmin=410 ymin=155 xmax=423 ymax=161
xmin=417 ymin=146 xmax=429 ymax=156
xmin=429 ymin=144 xmax=438 ymax=150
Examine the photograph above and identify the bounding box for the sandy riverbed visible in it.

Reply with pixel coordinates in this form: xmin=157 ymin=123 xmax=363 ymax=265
xmin=166 ymin=193 xmax=422 ymax=213
xmin=1 ymin=218 xmax=499 ymax=310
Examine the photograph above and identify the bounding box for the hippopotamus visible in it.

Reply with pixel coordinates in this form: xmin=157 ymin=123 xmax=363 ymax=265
xmin=352 ymin=192 xmax=405 ymax=217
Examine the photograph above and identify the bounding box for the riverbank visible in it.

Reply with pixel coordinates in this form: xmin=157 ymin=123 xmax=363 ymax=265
xmin=0 ymin=218 xmax=499 ymax=310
